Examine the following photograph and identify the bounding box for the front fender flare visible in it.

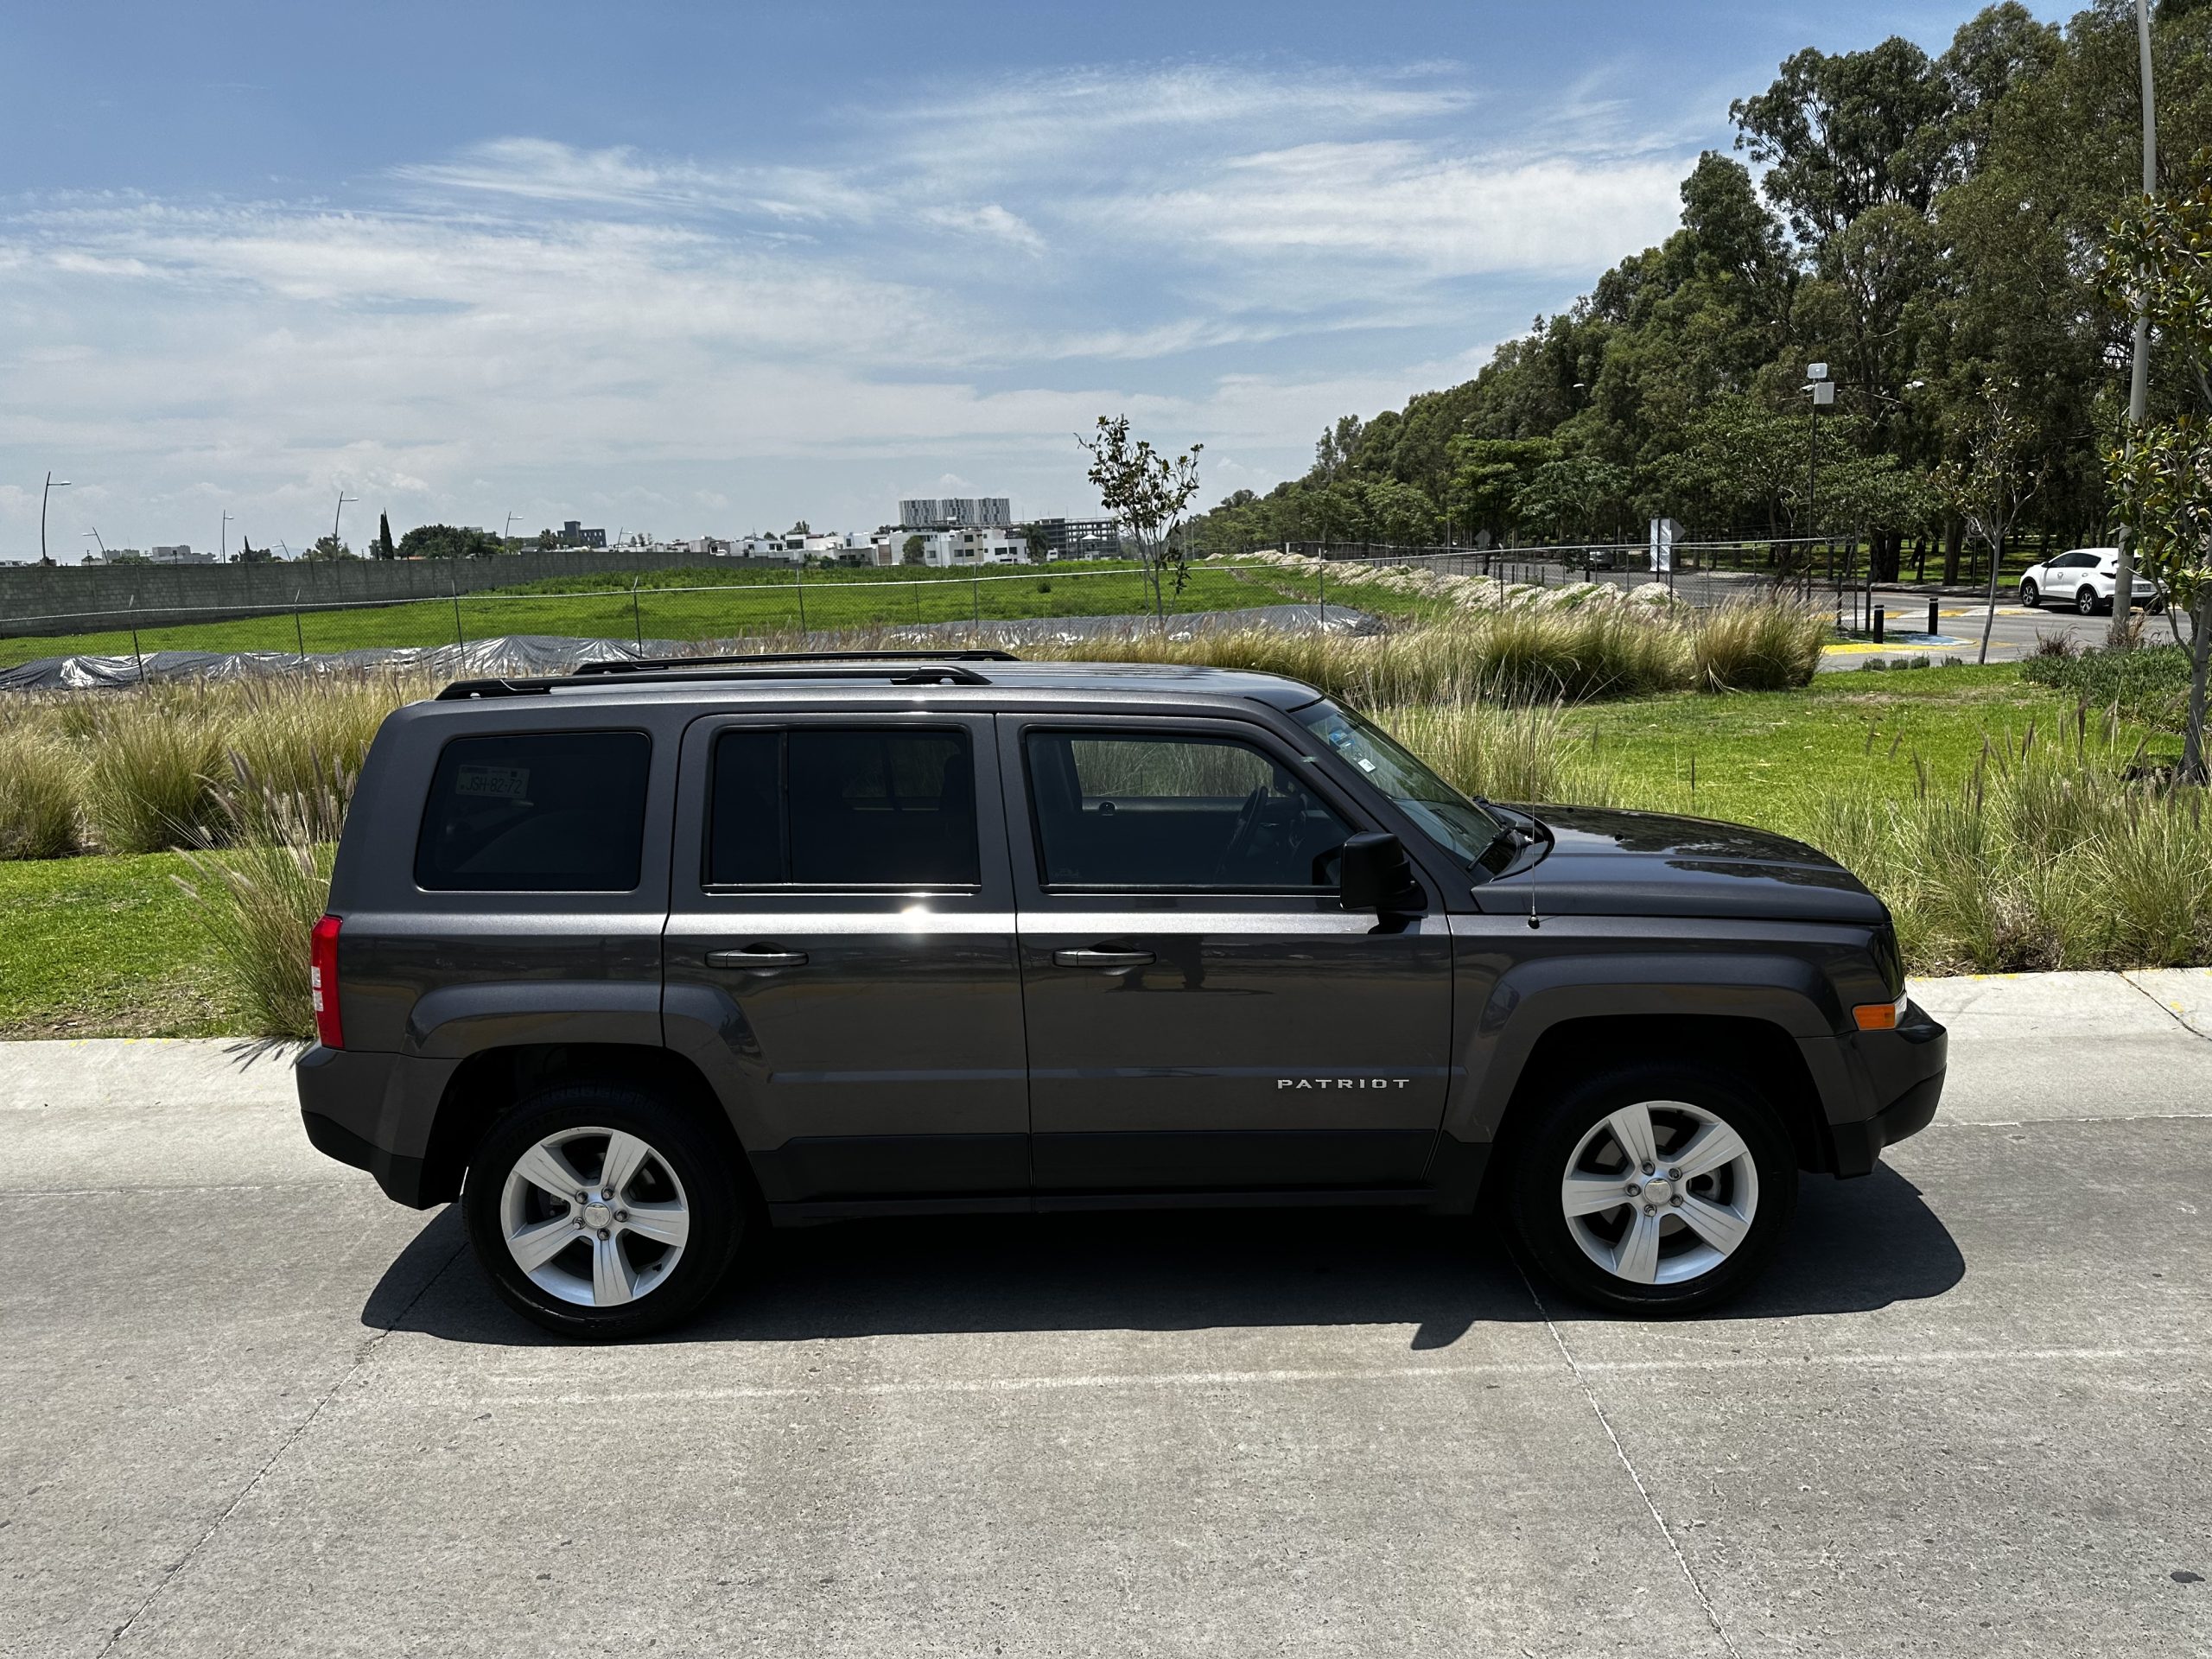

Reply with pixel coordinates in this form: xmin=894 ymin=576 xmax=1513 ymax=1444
xmin=1446 ymin=953 xmax=1858 ymax=1145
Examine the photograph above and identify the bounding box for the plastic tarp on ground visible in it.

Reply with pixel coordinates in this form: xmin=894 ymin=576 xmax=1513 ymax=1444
xmin=0 ymin=604 xmax=1380 ymax=692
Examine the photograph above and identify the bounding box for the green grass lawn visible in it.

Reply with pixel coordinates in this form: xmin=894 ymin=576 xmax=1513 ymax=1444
xmin=1569 ymin=662 xmax=2171 ymax=831
xmin=0 ymin=559 xmax=1333 ymax=668
xmin=0 ymin=853 xmax=237 ymax=1038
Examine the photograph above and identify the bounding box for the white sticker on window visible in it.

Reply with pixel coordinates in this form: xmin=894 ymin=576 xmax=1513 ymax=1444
xmin=455 ymin=764 xmax=530 ymax=799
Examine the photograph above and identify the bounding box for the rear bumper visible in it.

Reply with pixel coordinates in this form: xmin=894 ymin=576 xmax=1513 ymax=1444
xmin=296 ymin=1044 xmax=437 ymax=1207
xmin=1830 ymin=1006 xmax=1947 ymax=1177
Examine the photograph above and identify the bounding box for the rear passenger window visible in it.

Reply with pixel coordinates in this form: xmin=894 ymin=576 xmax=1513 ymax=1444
xmin=708 ymin=728 xmax=979 ymax=887
xmin=1025 ymin=730 xmax=1351 ymax=890
xmin=416 ymin=731 xmax=651 ymax=891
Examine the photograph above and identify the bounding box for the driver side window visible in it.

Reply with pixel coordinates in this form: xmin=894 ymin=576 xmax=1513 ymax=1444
xmin=1024 ymin=729 xmax=1351 ymax=890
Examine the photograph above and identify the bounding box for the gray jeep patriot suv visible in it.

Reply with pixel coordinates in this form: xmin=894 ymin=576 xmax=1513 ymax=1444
xmin=297 ymin=649 xmax=1947 ymax=1338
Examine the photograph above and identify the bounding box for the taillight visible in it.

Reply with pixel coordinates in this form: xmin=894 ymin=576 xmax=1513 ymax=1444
xmin=310 ymin=914 xmax=344 ymax=1049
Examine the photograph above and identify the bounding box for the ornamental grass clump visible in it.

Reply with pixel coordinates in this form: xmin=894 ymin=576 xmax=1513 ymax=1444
xmin=1691 ymin=598 xmax=1828 ymax=691
xmin=1377 ymin=696 xmax=1619 ymax=807
xmin=0 ymin=726 xmax=85 ymax=859
xmin=173 ymin=754 xmax=350 ymax=1041
xmin=80 ymin=695 xmax=227 ymax=853
xmin=1027 ymin=596 xmax=1821 ymax=706
xmin=1803 ymin=722 xmax=2212 ymax=975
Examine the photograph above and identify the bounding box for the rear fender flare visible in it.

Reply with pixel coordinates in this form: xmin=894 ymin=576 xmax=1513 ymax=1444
xmin=403 ymin=981 xmax=664 ymax=1059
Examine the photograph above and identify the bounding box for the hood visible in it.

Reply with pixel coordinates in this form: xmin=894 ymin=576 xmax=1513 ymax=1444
xmin=1486 ymin=804 xmax=1887 ymax=925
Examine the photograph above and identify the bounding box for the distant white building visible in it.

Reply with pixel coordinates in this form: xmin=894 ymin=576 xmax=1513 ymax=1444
xmin=149 ymin=543 xmax=216 ymax=564
xmin=906 ymin=527 xmax=1027 ymax=568
xmin=736 ymin=531 xmax=858 ymax=563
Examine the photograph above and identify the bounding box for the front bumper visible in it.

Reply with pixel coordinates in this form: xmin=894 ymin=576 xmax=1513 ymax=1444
xmin=1829 ymin=1004 xmax=1948 ymax=1177
xmin=296 ymin=1044 xmax=438 ymax=1206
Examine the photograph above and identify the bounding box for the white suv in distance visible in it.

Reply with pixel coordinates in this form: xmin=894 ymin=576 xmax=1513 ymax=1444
xmin=2020 ymin=548 xmax=2162 ymax=615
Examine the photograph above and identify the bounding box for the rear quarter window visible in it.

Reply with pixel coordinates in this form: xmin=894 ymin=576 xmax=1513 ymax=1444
xmin=415 ymin=730 xmax=651 ymax=892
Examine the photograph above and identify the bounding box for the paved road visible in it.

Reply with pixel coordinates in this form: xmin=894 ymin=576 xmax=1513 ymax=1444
xmin=5 ymin=973 xmax=2210 ymax=1657
xmin=1819 ymin=594 xmax=2196 ymax=671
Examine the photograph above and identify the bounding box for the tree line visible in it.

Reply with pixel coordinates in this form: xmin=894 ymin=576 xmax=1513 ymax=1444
xmin=1192 ymin=0 xmax=2212 ymax=583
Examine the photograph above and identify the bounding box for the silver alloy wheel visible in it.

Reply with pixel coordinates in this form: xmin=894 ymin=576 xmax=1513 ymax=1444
xmin=1559 ymin=1100 xmax=1759 ymax=1286
xmin=499 ymin=1125 xmax=691 ymax=1307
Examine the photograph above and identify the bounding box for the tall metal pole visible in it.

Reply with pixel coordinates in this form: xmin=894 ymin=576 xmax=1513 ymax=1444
xmin=220 ymin=509 xmax=232 ymax=563
xmin=1805 ymin=400 xmax=1818 ymax=601
xmin=2108 ymin=0 xmax=2158 ymax=649
xmin=40 ymin=472 xmax=68 ymax=564
xmin=332 ymin=489 xmax=358 ymax=550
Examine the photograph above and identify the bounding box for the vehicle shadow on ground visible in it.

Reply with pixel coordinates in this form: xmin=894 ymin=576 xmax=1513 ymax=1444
xmin=373 ymin=1165 xmax=1963 ymax=1350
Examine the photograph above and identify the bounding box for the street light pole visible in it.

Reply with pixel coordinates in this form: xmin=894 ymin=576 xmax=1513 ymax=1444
xmin=1803 ymin=365 xmax=1832 ymax=601
xmin=40 ymin=472 xmax=70 ymax=565
xmin=2109 ymin=0 xmax=2158 ymax=649
xmin=220 ymin=509 xmax=232 ymax=563
xmin=332 ymin=489 xmax=358 ymax=550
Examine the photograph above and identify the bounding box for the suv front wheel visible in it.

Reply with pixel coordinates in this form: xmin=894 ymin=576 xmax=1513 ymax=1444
xmin=1506 ymin=1063 xmax=1796 ymax=1314
xmin=462 ymin=1084 xmax=744 ymax=1339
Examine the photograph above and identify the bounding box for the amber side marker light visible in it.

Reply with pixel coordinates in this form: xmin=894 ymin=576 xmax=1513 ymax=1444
xmin=1853 ymin=995 xmax=1908 ymax=1032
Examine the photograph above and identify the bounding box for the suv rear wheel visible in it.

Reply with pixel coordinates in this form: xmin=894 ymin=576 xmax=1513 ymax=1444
xmin=2076 ymin=586 xmax=2101 ymax=615
xmin=1505 ymin=1063 xmax=1796 ymax=1314
xmin=462 ymin=1084 xmax=743 ymax=1339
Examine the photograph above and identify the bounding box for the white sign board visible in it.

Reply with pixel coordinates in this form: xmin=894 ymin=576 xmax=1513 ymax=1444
xmin=1649 ymin=516 xmax=1679 ymax=574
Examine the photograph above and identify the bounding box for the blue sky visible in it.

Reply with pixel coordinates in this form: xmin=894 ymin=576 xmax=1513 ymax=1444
xmin=0 ymin=1 xmax=2064 ymax=556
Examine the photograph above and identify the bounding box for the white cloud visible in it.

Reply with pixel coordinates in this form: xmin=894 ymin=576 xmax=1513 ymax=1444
xmin=1106 ymin=144 xmax=1686 ymax=276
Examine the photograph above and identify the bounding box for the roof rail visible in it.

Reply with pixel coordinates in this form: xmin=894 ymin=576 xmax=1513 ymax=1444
xmin=435 ymin=658 xmax=1003 ymax=701
xmin=569 ymin=647 xmax=1018 ymax=676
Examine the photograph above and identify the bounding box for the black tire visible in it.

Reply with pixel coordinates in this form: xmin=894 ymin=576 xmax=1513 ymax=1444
xmin=2019 ymin=581 xmax=2039 ymax=608
xmin=2076 ymin=586 xmax=2101 ymax=616
xmin=462 ymin=1084 xmax=746 ymax=1340
xmin=1504 ymin=1062 xmax=1797 ymax=1316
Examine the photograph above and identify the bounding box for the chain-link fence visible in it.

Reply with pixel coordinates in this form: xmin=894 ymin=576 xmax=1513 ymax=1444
xmin=2 ymin=559 xmax=1365 ymax=669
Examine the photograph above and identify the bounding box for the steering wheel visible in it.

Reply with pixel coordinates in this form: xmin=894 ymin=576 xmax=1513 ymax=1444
xmin=1211 ymin=785 xmax=1271 ymax=883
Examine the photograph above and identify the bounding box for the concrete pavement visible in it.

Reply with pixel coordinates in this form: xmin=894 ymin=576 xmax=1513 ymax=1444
xmin=3 ymin=972 xmax=2209 ymax=1656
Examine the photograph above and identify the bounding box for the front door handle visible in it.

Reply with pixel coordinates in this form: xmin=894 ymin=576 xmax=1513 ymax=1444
xmin=706 ymin=948 xmax=810 ymax=969
xmin=1053 ymin=948 xmax=1154 ymax=968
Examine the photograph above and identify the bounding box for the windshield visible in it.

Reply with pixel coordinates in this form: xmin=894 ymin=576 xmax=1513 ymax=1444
xmin=1295 ymin=699 xmax=1503 ymax=870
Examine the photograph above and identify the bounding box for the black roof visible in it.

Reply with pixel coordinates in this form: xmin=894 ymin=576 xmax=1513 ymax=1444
xmin=435 ymin=651 xmax=1326 ymax=711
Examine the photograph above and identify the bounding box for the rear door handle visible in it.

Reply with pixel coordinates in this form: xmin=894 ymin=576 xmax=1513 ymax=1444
xmin=1053 ymin=948 xmax=1154 ymax=968
xmin=706 ymin=948 xmax=810 ymax=969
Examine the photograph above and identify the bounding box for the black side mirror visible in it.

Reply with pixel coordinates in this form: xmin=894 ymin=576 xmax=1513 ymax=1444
xmin=1339 ymin=831 xmax=1420 ymax=912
